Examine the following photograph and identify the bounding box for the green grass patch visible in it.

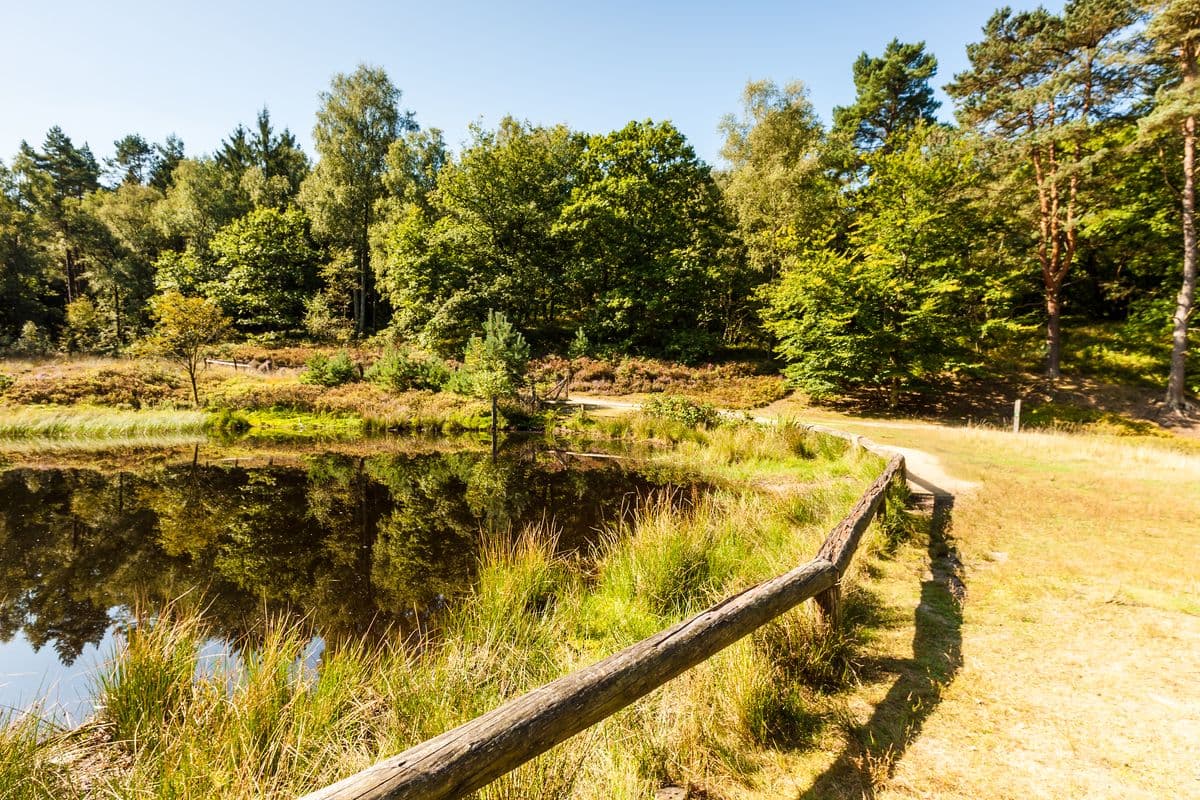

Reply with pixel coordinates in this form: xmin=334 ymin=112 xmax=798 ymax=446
xmin=1023 ymin=402 xmax=1167 ymax=437
xmin=0 ymin=405 xmax=208 ymax=440
xmin=215 ymin=408 xmax=366 ymax=440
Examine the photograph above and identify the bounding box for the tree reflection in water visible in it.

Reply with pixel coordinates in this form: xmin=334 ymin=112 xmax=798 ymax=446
xmin=0 ymin=441 xmax=691 ymax=666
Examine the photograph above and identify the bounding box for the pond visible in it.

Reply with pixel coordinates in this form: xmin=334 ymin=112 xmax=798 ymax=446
xmin=0 ymin=437 xmax=701 ymax=721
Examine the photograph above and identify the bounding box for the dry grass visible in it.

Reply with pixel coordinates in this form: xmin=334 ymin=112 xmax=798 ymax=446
xmin=533 ymin=356 xmax=788 ymax=410
xmin=742 ymin=411 xmax=1200 ymax=799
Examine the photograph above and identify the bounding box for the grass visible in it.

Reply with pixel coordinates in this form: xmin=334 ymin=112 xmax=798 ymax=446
xmin=0 ymin=406 xmax=207 ymax=440
xmin=0 ymin=421 xmax=909 ymax=799
xmin=746 ymin=412 xmax=1200 ymax=800
xmin=0 ymin=354 xmax=500 ymax=445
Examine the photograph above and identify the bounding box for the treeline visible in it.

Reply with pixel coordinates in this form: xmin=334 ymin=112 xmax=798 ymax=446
xmin=0 ymin=0 xmax=1196 ymax=407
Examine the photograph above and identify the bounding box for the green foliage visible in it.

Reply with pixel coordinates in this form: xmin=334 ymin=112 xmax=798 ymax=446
xmin=762 ymin=126 xmax=993 ymax=402
xmin=0 ymin=372 xmax=13 ymax=392
xmin=720 ymin=80 xmax=839 ymax=282
xmin=559 ymin=120 xmax=740 ymax=356
xmin=301 ymin=350 xmax=359 ymax=387
xmin=366 ymin=346 xmax=450 ymax=392
xmin=373 ymin=118 xmax=583 ymax=354
xmin=63 ymin=297 xmax=105 ymax=352
xmin=142 ymin=291 xmax=231 ymax=404
xmin=13 ymin=321 xmax=53 ymax=356
xmin=300 ymin=64 xmax=413 ymax=335
xmin=208 ymin=206 xmax=318 ymax=331
xmin=303 ymin=292 xmax=354 ymax=343
xmin=641 ymin=394 xmax=720 ymax=428
xmin=831 ymin=39 xmax=939 ymax=154
xmin=216 ymin=107 xmax=310 ymax=209
xmin=567 ymin=327 xmax=590 ymax=359
xmin=461 ymin=311 xmax=530 ymax=401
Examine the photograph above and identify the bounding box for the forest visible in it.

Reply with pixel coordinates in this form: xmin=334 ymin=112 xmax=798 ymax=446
xmin=1 ymin=0 xmax=1196 ymax=412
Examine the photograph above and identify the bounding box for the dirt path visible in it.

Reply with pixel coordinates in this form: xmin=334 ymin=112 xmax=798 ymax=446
xmin=825 ymin=420 xmax=1200 ymax=800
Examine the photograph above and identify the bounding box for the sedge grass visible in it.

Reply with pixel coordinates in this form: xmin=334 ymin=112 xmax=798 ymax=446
xmin=0 ymin=406 xmax=207 ymax=441
xmin=0 ymin=422 xmax=902 ymax=799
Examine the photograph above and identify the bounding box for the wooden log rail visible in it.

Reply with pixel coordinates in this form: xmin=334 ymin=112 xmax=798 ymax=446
xmin=301 ymin=437 xmax=905 ymax=800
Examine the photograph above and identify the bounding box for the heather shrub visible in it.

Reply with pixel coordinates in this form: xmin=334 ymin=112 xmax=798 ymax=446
xmin=301 ymin=351 xmax=359 ymax=387
xmin=366 ymin=346 xmax=450 ymax=392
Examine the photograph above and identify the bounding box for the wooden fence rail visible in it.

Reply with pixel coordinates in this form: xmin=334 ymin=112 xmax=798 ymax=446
xmin=301 ymin=437 xmax=905 ymax=800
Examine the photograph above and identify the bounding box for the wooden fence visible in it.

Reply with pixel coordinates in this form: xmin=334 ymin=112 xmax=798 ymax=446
xmin=301 ymin=431 xmax=905 ymax=800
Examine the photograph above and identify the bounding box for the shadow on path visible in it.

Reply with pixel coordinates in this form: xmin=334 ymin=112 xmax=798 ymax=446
xmin=799 ymin=491 xmax=964 ymax=799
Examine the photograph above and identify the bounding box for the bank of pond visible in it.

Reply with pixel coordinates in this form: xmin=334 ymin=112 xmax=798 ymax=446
xmin=0 ymin=422 xmax=895 ymax=799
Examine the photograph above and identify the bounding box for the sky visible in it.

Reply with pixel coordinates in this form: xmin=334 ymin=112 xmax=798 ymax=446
xmin=0 ymin=0 xmax=1065 ymax=168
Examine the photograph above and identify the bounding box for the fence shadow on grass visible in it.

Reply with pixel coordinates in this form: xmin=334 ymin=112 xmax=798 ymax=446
xmin=799 ymin=491 xmax=964 ymax=799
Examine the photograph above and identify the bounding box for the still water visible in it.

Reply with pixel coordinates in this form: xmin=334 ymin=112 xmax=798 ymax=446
xmin=0 ymin=438 xmax=697 ymax=720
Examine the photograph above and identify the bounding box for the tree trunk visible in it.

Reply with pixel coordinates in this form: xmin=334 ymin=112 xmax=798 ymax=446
xmin=189 ymin=366 xmax=199 ymax=406
xmin=64 ymin=247 xmax=76 ymax=304
xmin=113 ymin=286 xmax=123 ymax=346
xmin=1167 ymin=101 xmax=1197 ymax=409
xmin=1046 ymin=290 xmax=1062 ymax=379
xmin=491 ymin=395 xmax=499 ymax=460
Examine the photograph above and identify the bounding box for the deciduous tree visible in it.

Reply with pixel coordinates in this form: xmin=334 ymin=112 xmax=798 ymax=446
xmin=300 ymin=65 xmax=414 ymax=335
xmin=143 ymin=291 xmax=230 ymax=404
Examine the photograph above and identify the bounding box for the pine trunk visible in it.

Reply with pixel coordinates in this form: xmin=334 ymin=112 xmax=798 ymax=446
xmin=1167 ymin=104 xmax=1197 ymax=409
xmin=1046 ymin=291 xmax=1062 ymax=379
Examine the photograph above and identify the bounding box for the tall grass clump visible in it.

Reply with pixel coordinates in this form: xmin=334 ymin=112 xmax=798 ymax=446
xmin=0 ymin=406 xmax=208 ymax=440
xmin=0 ymin=710 xmax=74 ymax=800
xmin=94 ymin=613 xmax=205 ymax=752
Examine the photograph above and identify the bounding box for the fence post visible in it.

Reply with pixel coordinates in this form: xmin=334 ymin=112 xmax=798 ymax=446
xmin=1012 ymin=398 xmax=1021 ymax=434
xmin=814 ymin=583 xmax=841 ymax=628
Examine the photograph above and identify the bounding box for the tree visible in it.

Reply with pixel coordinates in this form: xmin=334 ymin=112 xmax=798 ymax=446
xmin=84 ymin=183 xmax=166 ymax=346
xmin=142 ymin=291 xmax=230 ymax=404
xmin=216 ymin=108 xmax=310 ymax=209
xmin=373 ymin=118 xmax=583 ymax=353
xmin=1140 ymin=0 xmax=1200 ymax=410
xmin=948 ymin=0 xmax=1140 ymax=378
xmin=107 ymin=134 xmax=156 ymax=186
xmin=832 ymin=39 xmax=941 ymax=154
xmin=761 ymin=126 xmax=994 ymax=405
xmin=719 ymin=80 xmax=838 ymax=283
xmin=0 ymin=161 xmax=52 ymax=341
xmin=557 ymin=120 xmax=740 ymax=359
xmin=155 ymin=157 xmax=250 ymax=253
xmin=208 ymin=206 xmax=318 ymax=331
xmin=149 ymin=135 xmax=185 ymax=190
xmin=300 ymin=65 xmax=414 ymax=335
xmin=12 ymin=127 xmax=101 ymax=304
xmin=461 ymin=310 xmax=530 ymax=443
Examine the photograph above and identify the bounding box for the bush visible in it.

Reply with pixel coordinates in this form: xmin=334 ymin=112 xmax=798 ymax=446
xmin=0 ymin=373 xmax=12 ymax=393
xmin=366 ymin=346 xmax=450 ymax=392
xmin=12 ymin=321 xmax=53 ymax=357
xmin=301 ymin=351 xmax=359 ymax=387
xmin=303 ymin=293 xmax=354 ymax=343
xmin=642 ymin=394 xmax=719 ymax=428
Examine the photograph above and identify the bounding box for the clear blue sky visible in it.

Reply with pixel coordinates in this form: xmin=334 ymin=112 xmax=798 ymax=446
xmin=1 ymin=0 xmax=1063 ymax=167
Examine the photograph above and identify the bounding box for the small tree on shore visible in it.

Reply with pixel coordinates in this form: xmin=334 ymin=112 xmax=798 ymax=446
xmin=462 ymin=310 xmax=529 ymax=443
xmin=144 ymin=291 xmax=230 ymax=405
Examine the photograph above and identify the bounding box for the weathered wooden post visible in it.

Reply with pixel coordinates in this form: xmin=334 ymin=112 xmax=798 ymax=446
xmin=1013 ymin=398 xmax=1022 ymax=434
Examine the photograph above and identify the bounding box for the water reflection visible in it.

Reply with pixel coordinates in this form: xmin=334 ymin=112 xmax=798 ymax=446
xmin=0 ymin=440 xmax=690 ymax=675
